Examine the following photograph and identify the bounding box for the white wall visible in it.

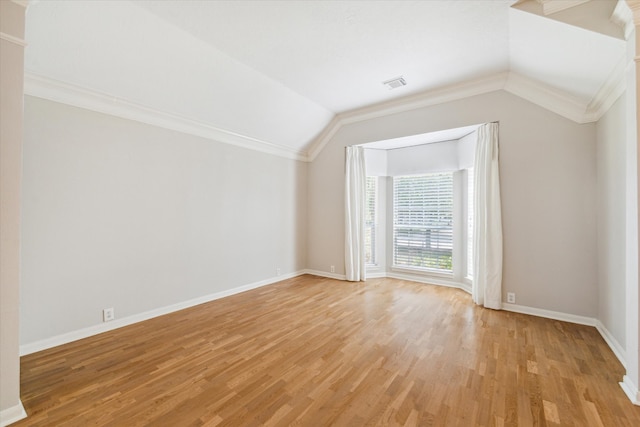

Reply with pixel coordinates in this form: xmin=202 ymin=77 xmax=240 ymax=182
xmin=458 ymin=130 xmax=477 ymax=170
xmin=20 ymin=97 xmax=307 ymax=346
xmin=596 ymin=92 xmax=627 ymax=349
xmin=308 ymin=90 xmax=598 ymax=317
xmin=383 ymin=132 xmax=476 ymax=177
xmin=386 ymin=139 xmax=459 ymax=176
xmin=364 ymin=148 xmax=387 ymax=176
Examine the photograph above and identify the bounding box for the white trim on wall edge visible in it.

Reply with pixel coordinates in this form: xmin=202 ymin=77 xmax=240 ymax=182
xmin=385 ymin=271 xmax=470 ymax=293
xmin=611 ymin=0 xmax=635 ymax=40
xmin=595 ymin=320 xmax=627 ymax=368
xmin=585 ymin=55 xmax=627 ymax=122
xmin=303 ymin=269 xmax=347 ymax=281
xmin=306 ymin=73 xmax=508 ymax=161
xmin=537 ymin=0 xmax=590 ymax=16
xmin=502 ymin=304 xmax=626 ymax=369
xmin=23 ymin=73 xmax=307 ymax=162
xmin=19 ymin=270 xmax=306 ymax=356
xmin=305 ymin=70 xmax=625 ymax=161
xmin=620 ymin=375 xmax=640 ymax=405
xmin=0 ymin=32 xmax=27 ymax=47
xmin=0 ymin=401 xmax=27 ymax=427
xmin=502 ymin=302 xmax=596 ymax=326
xmin=366 ymin=271 xmax=387 ymax=279
xmin=359 ymin=272 xmax=629 ymax=371
xmin=24 ymin=68 xmax=626 ymax=164
xmin=10 ymin=0 xmax=29 ymax=8
xmin=15 ymin=268 xmax=632 ymax=405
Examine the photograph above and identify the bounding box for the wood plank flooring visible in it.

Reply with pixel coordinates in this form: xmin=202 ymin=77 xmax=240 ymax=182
xmin=15 ymin=275 xmax=640 ymax=426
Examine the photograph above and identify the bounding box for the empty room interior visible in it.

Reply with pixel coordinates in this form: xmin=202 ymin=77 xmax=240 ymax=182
xmin=2 ymin=0 xmax=640 ymax=425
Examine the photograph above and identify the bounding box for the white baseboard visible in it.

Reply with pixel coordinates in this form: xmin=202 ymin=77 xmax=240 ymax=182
xmin=303 ymin=269 xmax=347 ymax=281
xmin=18 ymin=269 xmax=633 ymax=406
xmin=595 ymin=320 xmax=627 ymax=368
xmin=0 ymin=401 xmax=26 ymax=427
xmin=385 ymin=271 xmax=469 ymax=292
xmin=620 ymin=375 xmax=640 ymax=405
xmin=501 ymin=302 xmax=596 ymax=326
xmin=501 ymin=304 xmax=626 ymax=369
xmin=20 ymin=271 xmax=306 ymax=356
xmin=365 ymin=271 xmax=387 ymax=279
xmin=381 ymin=275 xmax=628 ymax=375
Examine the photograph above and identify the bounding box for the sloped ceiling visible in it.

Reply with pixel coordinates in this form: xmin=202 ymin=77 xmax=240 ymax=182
xmin=23 ymin=0 xmax=627 ymax=161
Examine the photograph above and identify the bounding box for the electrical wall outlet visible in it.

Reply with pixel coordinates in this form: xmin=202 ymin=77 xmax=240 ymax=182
xmin=330 ymin=265 xmax=335 ymax=273
xmin=276 ymin=268 xmax=281 ymax=276
xmin=507 ymin=292 xmax=516 ymax=304
xmin=103 ymin=307 xmax=115 ymax=322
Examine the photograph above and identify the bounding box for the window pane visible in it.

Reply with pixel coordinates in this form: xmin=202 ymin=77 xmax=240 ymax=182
xmin=393 ymin=173 xmax=453 ymax=272
xmin=467 ymin=168 xmax=474 ymax=278
xmin=365 ymin=176 xmax=377 ymax=265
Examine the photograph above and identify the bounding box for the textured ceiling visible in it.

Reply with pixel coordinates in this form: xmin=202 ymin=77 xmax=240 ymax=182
xmin=23 ymin=0 xmax=626 ymax=158
xmin=135 ymin=0 xmax=511 ymax=113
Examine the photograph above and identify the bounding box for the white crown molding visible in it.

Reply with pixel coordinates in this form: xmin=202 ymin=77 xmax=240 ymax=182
xmin=0 ymin=32 xmax=27 ymax=47
xmin=10 ymin=0 xmax=29 ymax=8
xmin=306 ymin=73 xmax=508 ymax=161
xmin=306 ymin=68 xmax=626 ymax=161
xmin=535 ymin=0 xmax=590 ymax=16
xmin=28 ymin=64 xmax=625 ymax=164
xmin=342 ymin=73 xmax=508 ymax=126
xmin=613 ymin=0 xmax=635 ymax=39
xmin=627 ymin=0 xmax=640 ymax=25
xmin=503 ymin=72 xmax=590 ymax=123
xmin=23 ymin=73 xmax=308 ymax=162
xmin=585 ymin=55 xmax=627 ymax=121
xmin=305 ymin=116 xmax=342 ymax=162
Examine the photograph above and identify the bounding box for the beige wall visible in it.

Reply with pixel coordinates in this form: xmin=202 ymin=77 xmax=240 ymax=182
xmin=308 ymin=90 xmax=598 ymax=317
xmin=596 ymin=93 xmax=627 ymax=349
xmin=0 ymin=0 xmax=26 ymax=421
xmin=20 ymin=97 xmax=307 ymax=346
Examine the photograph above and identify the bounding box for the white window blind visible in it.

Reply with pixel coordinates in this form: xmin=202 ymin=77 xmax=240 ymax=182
xmin=365 ymin=176 xmax=377 ymax=265
xmin=393 ymin=173 xmax=453 ymax=272
xmin=467 ymin=168 xmax=474 ymax=278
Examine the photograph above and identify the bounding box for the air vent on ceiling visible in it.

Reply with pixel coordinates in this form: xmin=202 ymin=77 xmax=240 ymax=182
xmin=382 ymin=76 xmax=407 ymax=90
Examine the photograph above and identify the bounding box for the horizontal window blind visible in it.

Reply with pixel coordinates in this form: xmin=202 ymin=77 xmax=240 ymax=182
xmin=365 ymin=176 xmax=377 ymax=265
xmin=393 ymin=173 xmax=453 ymax=272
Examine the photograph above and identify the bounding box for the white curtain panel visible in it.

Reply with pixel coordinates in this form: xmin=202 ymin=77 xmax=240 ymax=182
xmin=344 ymin=145 xmax=367 ymax=282
xmin=473 ymin=122 xmax=503 ymax=309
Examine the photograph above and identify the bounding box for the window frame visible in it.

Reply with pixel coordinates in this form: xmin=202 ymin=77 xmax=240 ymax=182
xmin=365 ymin=176 xmax=378 ymax=267
xmin=391 ymin=172 xmax=455 ymax=275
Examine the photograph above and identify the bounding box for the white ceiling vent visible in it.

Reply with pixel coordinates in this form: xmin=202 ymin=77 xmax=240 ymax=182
xmin=382 ymin=76 xmax=407 ymax=90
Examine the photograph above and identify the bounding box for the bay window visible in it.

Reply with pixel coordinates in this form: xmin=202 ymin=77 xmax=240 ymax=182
xmin=393 ymin=173 xmax=453 ymax=272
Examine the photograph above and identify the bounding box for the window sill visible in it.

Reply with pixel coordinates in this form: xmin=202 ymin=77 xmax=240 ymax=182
xmin=384 ymin=269 xmax=469 ymax=293
xmin=390 ymin=266 xmax=454 ymax=279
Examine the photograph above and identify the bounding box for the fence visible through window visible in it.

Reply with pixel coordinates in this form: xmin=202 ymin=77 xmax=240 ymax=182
xmin=393 ymin=173 xmax=453 ymax=272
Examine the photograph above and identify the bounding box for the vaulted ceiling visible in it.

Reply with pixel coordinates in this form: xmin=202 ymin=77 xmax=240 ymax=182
xmin=23 ymin=0 xmax=627 ymax=160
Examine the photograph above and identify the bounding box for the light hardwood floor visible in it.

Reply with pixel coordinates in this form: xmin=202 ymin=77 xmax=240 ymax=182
xmin=15 ymin=275 xmax=640 ymax=426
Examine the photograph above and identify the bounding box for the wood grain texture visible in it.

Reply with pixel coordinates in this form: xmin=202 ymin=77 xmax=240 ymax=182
xmin=15 ymin=275 xmax=640 ymax=426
